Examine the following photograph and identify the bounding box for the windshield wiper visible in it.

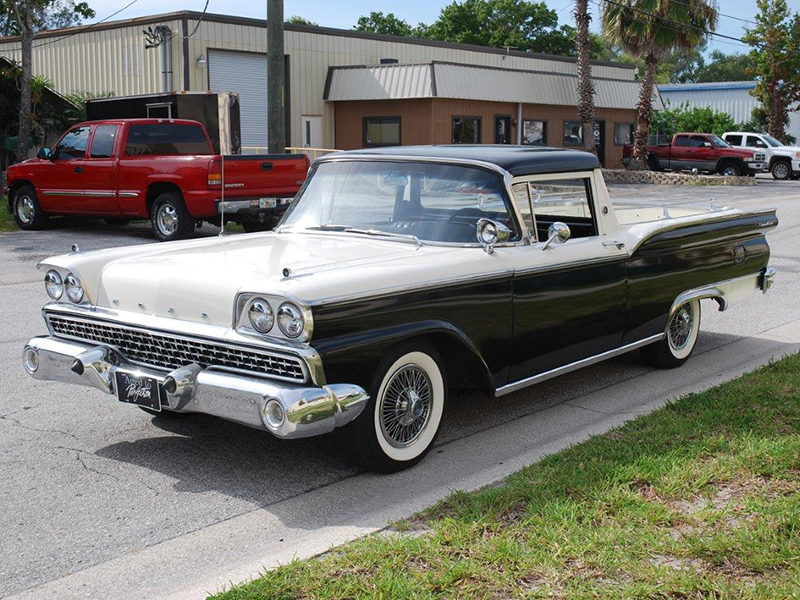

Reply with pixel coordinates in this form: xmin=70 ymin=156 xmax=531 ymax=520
xmin=304 ymin=225 xmax=423 ymax=247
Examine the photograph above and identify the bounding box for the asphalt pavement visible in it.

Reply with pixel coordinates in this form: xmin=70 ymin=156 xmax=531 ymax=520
xmin=1 ymin=175 xmax=798 ymax=599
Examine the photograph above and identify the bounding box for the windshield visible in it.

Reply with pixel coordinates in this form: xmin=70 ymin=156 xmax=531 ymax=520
xmin=280 ymin=160 xmax=519 ymax=244
xmin=762 ymin=134 xmax=782 ymax=147
xmin=709 ymin=134 xmax=731 ymax=148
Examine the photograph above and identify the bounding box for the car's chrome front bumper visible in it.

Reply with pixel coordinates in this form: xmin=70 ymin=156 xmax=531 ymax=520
xmin=22 ymin=336 xmax=368 ymax=439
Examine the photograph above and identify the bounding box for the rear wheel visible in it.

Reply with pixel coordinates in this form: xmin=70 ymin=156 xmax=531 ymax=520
xmin=719 ymin=162 xmax=741 ymax=177
xmin=150 ymin=192 xmax=195 ymax=242
xmin=647 ymin=154 xmax=661 ymax=171
xmin=338 ymin=342 xmax=446 ymax=473
xmin=13 ymin=185 xmax=48 ymax=230
xmin=771 ymin=160 xmax=791 ymax=181
xmin=641 ymin=299 xmax=701 ymax=369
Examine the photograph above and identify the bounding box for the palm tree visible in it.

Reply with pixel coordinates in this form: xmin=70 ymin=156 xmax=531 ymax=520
xmin=602 ymin=0 xmax=718 ymax=170
xmin=574 ymin=0 xmax=596 ymax=155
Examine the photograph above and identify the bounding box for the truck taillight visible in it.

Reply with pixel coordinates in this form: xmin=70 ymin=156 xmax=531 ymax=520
xmin=208 ymin=173 xmax=222 ymax=187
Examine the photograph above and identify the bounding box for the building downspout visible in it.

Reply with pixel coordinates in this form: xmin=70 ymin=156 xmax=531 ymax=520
xmin=160 ymin=26 xmax=173 ymax=92
xmin=516 ymin=102 xmax=522 ymax=145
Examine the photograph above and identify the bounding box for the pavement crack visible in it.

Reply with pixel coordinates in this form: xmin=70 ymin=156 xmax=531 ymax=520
xmin=0 ymin=412 xmax=80 ymax=440
xmin=54 ymin=445 xmax=162 ymax=497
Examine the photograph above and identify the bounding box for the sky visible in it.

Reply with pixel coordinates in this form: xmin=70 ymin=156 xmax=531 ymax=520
xmin=88 ymin=0 xmax=764 ymax=56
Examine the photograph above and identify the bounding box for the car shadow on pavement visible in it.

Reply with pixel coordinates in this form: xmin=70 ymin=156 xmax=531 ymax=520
xmin=92 ymin=330 xmax=750 ymax=508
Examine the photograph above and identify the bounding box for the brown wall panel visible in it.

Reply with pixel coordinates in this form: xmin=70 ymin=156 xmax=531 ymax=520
xmin=334 ymin=98 xmax=637 ymax=168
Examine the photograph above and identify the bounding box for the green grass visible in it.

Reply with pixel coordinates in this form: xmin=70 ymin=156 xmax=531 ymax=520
xmin=210 ymin=353 xmax=800 ymax=600
xmin=0 ymin=196 xmax=17 ymax=232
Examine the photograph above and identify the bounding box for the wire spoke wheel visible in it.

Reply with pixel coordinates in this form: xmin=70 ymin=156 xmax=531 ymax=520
xmin=668 ymin=302 xmax=694 ymax=352
xmin=379 ymin=364 xmax=432 ymax=448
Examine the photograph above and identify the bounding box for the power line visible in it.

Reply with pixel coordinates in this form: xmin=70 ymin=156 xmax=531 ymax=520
xmin=32 ymin=0 xmax=140 ymax=49
xmin=168 ymin=0 xmax=210 ymax=42
xmin=599 ymin=0 xmax=797 ymax=55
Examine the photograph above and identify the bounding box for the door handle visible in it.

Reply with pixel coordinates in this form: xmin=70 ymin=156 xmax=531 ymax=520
xmin=74 ymin=166 xmax=83 ymax=173
xmin=602 ymin=240 xmax=625 ymax=250
xmin=260 ymin=162 xmax=273 ymax=171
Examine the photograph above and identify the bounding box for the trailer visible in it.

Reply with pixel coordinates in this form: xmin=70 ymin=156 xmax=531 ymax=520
xmin=85 ymin=92 xmax=241 ymax=155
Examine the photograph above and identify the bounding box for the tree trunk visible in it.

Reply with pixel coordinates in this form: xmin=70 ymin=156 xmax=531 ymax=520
xmin=574 ymin=0 xmax=596 ymax=156
xmin=630 ymin=52 xmax=658 ymax=171
xmin=15 ymin=0 xmax=34 ymax=164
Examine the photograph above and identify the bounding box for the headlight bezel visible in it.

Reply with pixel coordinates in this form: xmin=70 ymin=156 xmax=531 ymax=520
xmin=44 ymin=269 xmax=64 ymax=300
xmin=236 ymin=293 xmax=313 ymax=343
xmin=64 ymin=272 xmax=85 ymax=304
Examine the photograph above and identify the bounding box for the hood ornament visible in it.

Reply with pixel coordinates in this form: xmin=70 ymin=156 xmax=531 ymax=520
xmin=282 ymin=268 xmax=292 ymax=278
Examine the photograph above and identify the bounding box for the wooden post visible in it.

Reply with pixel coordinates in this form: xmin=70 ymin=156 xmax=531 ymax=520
xmin=267 ymin=0 xmax=285 ymax=154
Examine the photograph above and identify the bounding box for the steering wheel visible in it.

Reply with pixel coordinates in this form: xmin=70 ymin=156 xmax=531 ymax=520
xmin=448 ymin=207 xmax=489 ymax=224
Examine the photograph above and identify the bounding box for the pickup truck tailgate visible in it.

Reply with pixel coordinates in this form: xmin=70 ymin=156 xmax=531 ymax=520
xmin=212 ymin=154 xmax=309 ymax=198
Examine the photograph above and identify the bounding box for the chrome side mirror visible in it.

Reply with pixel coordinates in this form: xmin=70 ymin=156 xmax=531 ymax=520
xmin=476 ymin=218 xmax=512 ymax=254
xmin=542 ymin=222 xmax=571 ymax=250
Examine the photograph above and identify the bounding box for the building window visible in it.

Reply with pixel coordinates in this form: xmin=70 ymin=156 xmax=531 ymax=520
xmin=563 ymin=121 xmax=583 ymax=145
xmin=363 ymin=117 xmax=401 ymax=147
xmin=522 ymin=119 xmax=547 ymax=145
xmin=452 ymin=116 xmax=481 ymax=144
xmin=614 ymin=122 xmax=635 ymax=146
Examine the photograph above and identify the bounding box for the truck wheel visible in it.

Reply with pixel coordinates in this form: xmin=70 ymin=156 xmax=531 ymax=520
xmin=647 ymin=155 xmax=661 ymax=171
xmin=640 ymin=299 xmax=701 ymax=369
xmin=338 ymin=341 xmax=446 ymax=473
xmin=151 ymin=193 xmax=195 ymax=242
xmin=771 ymin=160 xmax=791 ymax=180
xmin=13 ymin=185 xmax=48 ymax=230
xmin=719 ymin=162 xmax=741 ymax=177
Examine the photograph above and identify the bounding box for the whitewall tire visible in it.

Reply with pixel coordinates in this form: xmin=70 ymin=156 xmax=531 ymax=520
xmin=338 ymin=343 xmax=446 ymax=472
xmin=641 ymin=299 xmax=701 ymax=369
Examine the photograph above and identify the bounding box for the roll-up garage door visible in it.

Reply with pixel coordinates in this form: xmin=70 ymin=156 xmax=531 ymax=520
xmin=208 ymin=49 xmax=268 ymax=149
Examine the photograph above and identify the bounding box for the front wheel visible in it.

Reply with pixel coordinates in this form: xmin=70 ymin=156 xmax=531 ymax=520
xmin=338 ymin=342 xmax=446 ymax=473
xmin=640 ymin=299 xmax=701 ymax=369
xmin=771 ymin=160 xmax=791 ymax=181
xmin=719 ymin=163 xmax=741 ymax=177
xmin=13 ymin=185 xmax=48 ymax=230
xmin=150 ymin=192 xmax=195 ymax=242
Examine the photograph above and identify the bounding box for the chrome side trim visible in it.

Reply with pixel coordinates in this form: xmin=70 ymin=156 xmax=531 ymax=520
xmin=118 ymin=192 xmax=139 ymax=198
xmin=41 ymin=190 xmax=85 ymax=197
xmin=84 ymin=190 xmax=116 ymax=198
xmin=495 ymin=334 xmax=664 ymax=397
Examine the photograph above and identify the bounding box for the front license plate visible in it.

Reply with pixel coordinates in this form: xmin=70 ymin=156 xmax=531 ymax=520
xmin=115 ymin=371 xmax=164 ymax=411
xmin=259 ymin=197 xmax=277 ymax=209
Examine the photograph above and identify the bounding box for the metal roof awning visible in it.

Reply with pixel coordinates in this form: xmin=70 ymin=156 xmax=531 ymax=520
xmin=325 ymin=61 xmax=661 ymax=110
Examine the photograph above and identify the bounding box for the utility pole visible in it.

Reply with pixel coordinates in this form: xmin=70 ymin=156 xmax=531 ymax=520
xmin=267 ymin=0 xmax=285 ymax=154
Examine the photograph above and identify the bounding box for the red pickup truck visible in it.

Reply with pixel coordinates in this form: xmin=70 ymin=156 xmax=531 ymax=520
xmin=623 ymin=133 xmax=767 ymax=176
xmin=4 ymin=119 xmax=309 ymax=241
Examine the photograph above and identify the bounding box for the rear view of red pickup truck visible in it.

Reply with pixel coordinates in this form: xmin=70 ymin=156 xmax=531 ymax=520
xmin=4 ymin=119 xmax=310 ymax=241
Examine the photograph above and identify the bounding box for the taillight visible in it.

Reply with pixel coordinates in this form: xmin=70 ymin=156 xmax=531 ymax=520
xmin=207 ymin=159 xmax=221 ymax=188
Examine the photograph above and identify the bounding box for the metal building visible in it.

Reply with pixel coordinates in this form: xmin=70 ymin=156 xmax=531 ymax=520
xmin=0 ymin=10 xmax=649 ymax=166
xmin=658 ymin=81 xmax=800 ymax=141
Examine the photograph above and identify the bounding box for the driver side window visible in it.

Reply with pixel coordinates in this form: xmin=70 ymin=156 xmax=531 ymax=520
xmin=54 ymin=127 xmax=90 ymax=160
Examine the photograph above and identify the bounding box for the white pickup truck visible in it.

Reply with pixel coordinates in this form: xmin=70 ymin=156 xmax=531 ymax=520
xmin=722 ymin=131 xmax=800 ymax=180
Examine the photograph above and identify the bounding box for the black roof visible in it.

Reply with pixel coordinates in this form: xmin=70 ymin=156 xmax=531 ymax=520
xmin=333 ymin=145 xmax=601 ymax=176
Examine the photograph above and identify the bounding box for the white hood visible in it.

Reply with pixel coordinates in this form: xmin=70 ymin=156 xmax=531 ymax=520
xmin=41 ymin=232 xmax=498 ymax=326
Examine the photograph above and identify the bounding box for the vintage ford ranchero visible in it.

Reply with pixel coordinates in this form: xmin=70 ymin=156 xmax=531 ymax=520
xmin=23 ymin=146 xmax=777 ymax=472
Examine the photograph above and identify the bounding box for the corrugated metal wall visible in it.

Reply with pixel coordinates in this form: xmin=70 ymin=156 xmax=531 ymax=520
xmin=0 ymin=14 xmax=636 ymax=148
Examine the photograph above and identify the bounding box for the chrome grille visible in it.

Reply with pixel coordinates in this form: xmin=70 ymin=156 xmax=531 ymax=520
xmin=47 ymin=314 xmax=306 ymax=383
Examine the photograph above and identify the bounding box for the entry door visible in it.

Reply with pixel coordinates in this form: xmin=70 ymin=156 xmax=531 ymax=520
xmin=593 ymin=120 xmax=606 ymax=166
xmin=495 ymin=116 xmax=512 ymax=144
xmin=36 ymin=125 xmax=89 ymax=213
xmin=82 ymin=124 xmax=120 ymax=214
xmin=302 ymin=115 xmax=322 ymax=148
xmin=505 ymin=174 xmax=626 ymax=383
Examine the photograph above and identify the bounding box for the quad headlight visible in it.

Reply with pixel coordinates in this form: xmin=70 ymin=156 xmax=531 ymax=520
xmin=248 ymin=298 xmax=274 ymax=333
xmin=64 ymin=273 xmax=84 ymax=304
xmin=44 ymin=270 xmax=63 ymax=300
xmin=277 ymin=302 xmax=304 ymax=338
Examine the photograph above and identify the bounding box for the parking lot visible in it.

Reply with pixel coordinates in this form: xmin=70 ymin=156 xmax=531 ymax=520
xmin=1 ymin=175 xmax=799 ymax=600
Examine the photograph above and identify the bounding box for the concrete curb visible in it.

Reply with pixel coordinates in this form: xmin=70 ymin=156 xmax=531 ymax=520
xmin=602 ymin=169 xmax=757 ymax=186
